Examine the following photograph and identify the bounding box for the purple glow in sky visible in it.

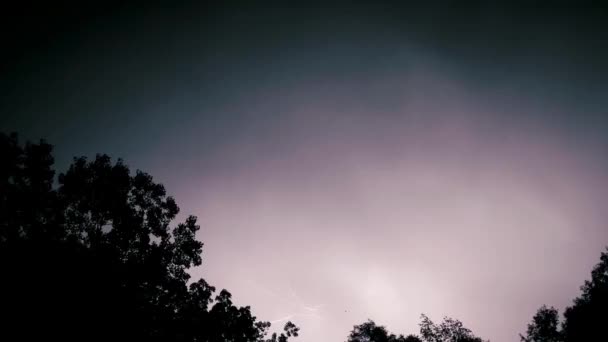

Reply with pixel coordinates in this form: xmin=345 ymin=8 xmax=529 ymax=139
xmin=180 ymin=62 xmax=608 ymax=342
xmin=2 ymin=3 xmax=608 ymax=342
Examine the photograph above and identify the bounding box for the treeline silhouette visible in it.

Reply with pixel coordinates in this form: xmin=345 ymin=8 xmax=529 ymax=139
xmin=346 ymin=243 xmax=608 ymax=342
xmin=0 ymin=133 xmax=298 ymax=342
xmin=1 ymin=132 xmax=607 ymax=342
xmin=347 ymin=315 xmax=486 ymax=342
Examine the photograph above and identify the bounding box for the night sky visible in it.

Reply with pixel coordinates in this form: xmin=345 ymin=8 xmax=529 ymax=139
xmin=2 ymin=2 xmax=608 ymax=342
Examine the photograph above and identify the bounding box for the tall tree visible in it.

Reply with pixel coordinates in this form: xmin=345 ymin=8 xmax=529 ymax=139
xmin=561 ymin=248 xmax=608 ymax=342
xmin=0 ymin=132 xmax=297 ymax=342
xmin=523 ymin=247 xmax=608 ymax=342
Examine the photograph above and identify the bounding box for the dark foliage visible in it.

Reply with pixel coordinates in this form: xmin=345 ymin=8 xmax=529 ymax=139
xmin=347 ymin=320 xmax=423 ymax=342
xmin=419 ymin=315 xmax=486 ymax=342
xmin=0 ymin=132 xmax=297 ymax=342
xmin=522 ymin=248 xmax=608 ymax=342
xmin=519 ymin=306 xmax=561 ymax=342
xmin=403 ymin=335 xmax=424 ymax=342
xmin=347 ymin=316 xmax=486 ymax=342
xmin=561 ymin=248 xmax=608 ymax=342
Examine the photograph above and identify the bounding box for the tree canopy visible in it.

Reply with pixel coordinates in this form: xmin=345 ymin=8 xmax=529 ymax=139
xmin=521 ymin=248 xmax=608 ymax=342
xmin=347 ymin=315 xmax=486 ymax=342
xmin=0 ymin=132 xmax=298 ymax=342
xmin=419 ymin=315 xmax=486 ymax=342
xmin=520 ymin=306 xmax=561 ymax=342
xmin=347 ymin=320 xmax=412 ymax=342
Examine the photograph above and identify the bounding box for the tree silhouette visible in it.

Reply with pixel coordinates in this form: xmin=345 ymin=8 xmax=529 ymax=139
xmin=347 ymin=315 xmax=486 ymax=342
xmin=348 ymin=320 xmax=392 ymax=342
xmin=519 ymin=306 xmax=561 ymax=342
xmin=347 ymin=320 xmax=422 ymax=342
xmin=0 ymin=132 xmax=297 ymax=342
xmin=523 ymin=247 xmax=608 ymax=342
xmin=403 ymin=335 xmax=424 ymax=342
xmin=561 ymin=247 xmax=608 ymax=342
xmin=419 ymin=314 xmax=486 ymax=342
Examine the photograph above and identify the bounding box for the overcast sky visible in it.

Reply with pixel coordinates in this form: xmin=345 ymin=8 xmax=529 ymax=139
xmin=2 ymin=2 xmax=608 ymax=342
